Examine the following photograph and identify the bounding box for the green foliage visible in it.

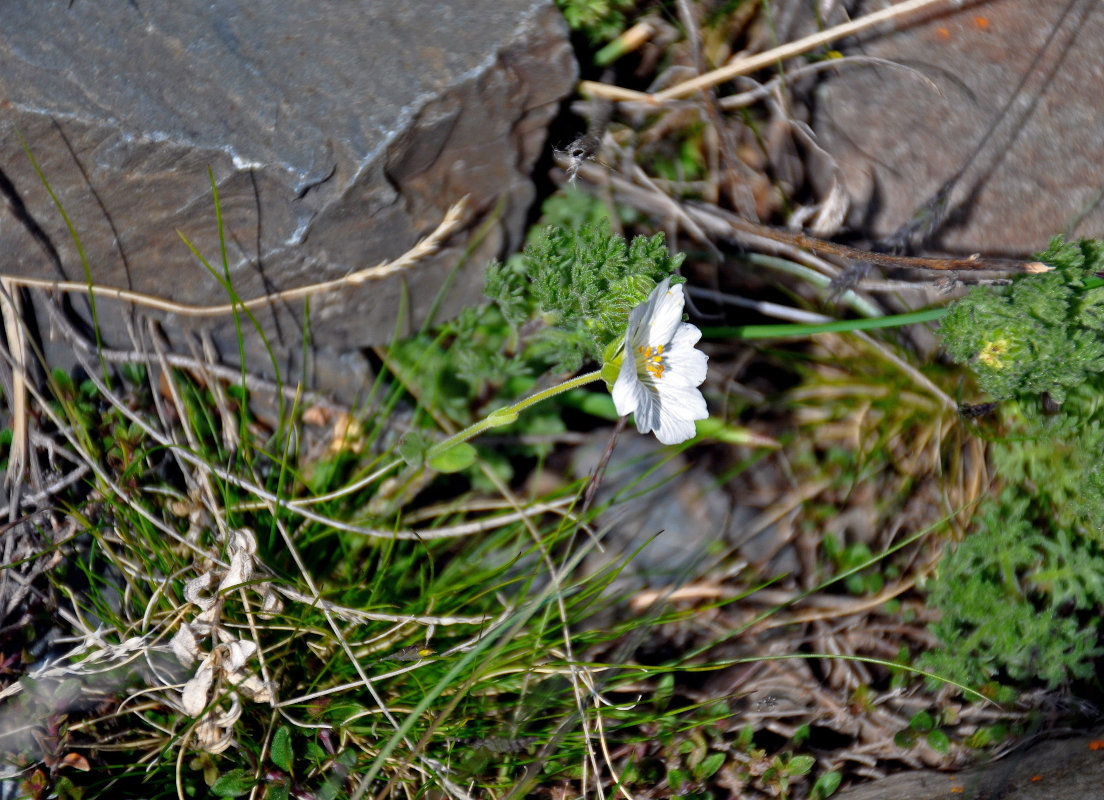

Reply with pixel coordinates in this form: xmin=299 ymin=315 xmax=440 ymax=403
xmin=427 ymin=441 xmax=478 ymax=473
xmin=382 ymin=191 xmax=660 ymax=479
xmin=556 ymin=0 xmax=636 ymax=43
xmin=485 ymin=217 xmax=684 ymax=372
xmin=938 ymin=237 xmax=1104 ymax=404
xmin=270 ymin=726 xmax=293 ymax=774
xmin=209 ymin=769 xmax=255 ymax=797
xmin=811 ymin=770 xmax=842 ymax=800
xmin=893 ymin=709 xmax=952 ymax=753
xmin=821 ymin=535 xmax=885 ymax=596
xmin=758 ymin=753 xmax=815 ymax=800
xmin=927 ymin=237 xmax=1104 ymax=689
xmin=921 ymin=489 xmax=1104 ymax=688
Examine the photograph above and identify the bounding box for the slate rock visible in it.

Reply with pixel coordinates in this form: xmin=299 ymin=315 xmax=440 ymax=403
xmin=833 ymin=726 xmax=1104 ymax=800
xmin=570 ymin=433 xmax=734 ymax=588
xmin=813 ymin=0 xmax=1104 ymax=257
xmin=0 ymin=0 xmax=575 ymax=400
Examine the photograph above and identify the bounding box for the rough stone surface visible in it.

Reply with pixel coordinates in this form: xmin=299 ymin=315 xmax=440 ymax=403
xmin=813 ymin=0 xmax=1104 ymax=257
xmin=0 ymin=1 xmax=575 ymax=399
xmin=834 ymin=727 xmax=1104 ymax=800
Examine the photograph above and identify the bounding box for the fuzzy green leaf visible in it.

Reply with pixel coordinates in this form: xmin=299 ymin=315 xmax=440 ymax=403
xmin=210 ymin=769 xmax=255 ymax=797
xmin=428 ymin=442 xmax=478 ymax=473
xmin=693 ymin=752 xmax=725 ymax=781
xmin=270 ymin=726 xmax=293 ymax=773
xmin=811 ymin=770 xmax=843 ymax=799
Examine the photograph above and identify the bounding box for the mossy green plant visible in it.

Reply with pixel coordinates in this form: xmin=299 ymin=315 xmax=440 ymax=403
xmin=938 ymin=237 xmax=1104 ymax=404
xmin=927 ymin=237 xmax=1104 ymax=688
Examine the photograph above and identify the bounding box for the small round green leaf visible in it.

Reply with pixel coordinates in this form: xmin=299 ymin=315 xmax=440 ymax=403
xmin=926 ymin=729 xmax=950 ymax=753
xmin=428 ymin=442 xmax=477 ymax=473
xmin=270 ymin=725 xmax=293 ymax=773
xmin=210 ymin=768 xmax=255 ymax=797
xmin=811 ymin=770 xmax=843 ymax=799
xmin=693 ymin=751 xmax=725 ymax=781
xmin=787 ymin=754 xmax=815 ymax=776
xmin=398 ymin=432 xmax=429 ymax=467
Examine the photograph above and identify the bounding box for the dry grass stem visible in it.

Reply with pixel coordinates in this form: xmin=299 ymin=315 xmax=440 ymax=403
xmin=0 ymin=276 xmax=29 ymax=496
xmin=0 ymin=198 xmax=467 ymax=317
xmin=580 ymin=0 xmax=969 ymax=104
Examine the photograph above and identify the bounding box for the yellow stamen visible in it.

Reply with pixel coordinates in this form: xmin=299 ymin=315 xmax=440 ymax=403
xmin=638 ymin=344 xmax=665 ymax=379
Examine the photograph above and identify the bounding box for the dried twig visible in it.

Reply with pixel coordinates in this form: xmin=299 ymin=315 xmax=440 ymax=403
xmin=580 ymin=0 xmax=970 ymax=104
xmin=559 ymin=158 xmax=1047 ymax=276
xmin=0 ymin=199 xmax=467 ymax=318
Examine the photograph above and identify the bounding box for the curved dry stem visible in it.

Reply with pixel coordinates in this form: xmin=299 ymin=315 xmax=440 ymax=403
xmin=1 ymin=199 xmax=467 ymax=317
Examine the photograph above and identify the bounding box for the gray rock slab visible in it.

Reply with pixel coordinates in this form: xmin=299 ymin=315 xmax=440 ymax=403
xmin=813 ymin=0 xmax=1104 ymax=257
xmin=834 ymin=727 xmax=1104 ymax=800
xmin=570 ymin=433 xmax=733 ymax=588
xmin=0 ymin=0 xmax=575 ymax=400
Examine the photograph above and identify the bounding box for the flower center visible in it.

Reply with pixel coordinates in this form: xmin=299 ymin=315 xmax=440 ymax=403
xmin=637 ymin=344 xmax=665 ymax=380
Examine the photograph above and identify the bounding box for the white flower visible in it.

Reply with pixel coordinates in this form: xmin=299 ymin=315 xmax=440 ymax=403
xmin=611 ymin=278 xmax=708 ymax=444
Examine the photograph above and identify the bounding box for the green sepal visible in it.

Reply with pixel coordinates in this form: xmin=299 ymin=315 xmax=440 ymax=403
xmin=600 ymin=340 xmax=625 ymax=391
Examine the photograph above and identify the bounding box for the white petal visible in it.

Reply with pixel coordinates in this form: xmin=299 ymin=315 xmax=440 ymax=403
xmin=612 ymin=355 xmax=645 ymax=416
xmin=656 ymin=382 xmax=708 ymax=422
xmin=644 ymin=280 xmax=685 ymax=347
xmin=623 ymin=293 xmax=652 ymax=351
xmin=664 ymin=330 xmax=708 ymax=387
xmin=670 ymin=321 xmax=703 ymax=353
xmin=630 ymin=381 xmax=664 ymax=436
xmin=652 ymin=411 xmax=699 ymax=445
xmin=610 ymin=277 xmax=709 ymax=445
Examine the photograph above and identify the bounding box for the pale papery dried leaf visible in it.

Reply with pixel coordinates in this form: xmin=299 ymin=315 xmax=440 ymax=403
xmin=224 ymin=639 xmax=257 ymax=672
xmin=196 ymin=602 xmax=222 ymax=626
xmin=229 ymin=527 xmax=257 ymax=556
xmin=210 ymin=692 xmax=243 ymax=727
xmin=219 ymin=550 xmax=253 ymax=592
xmin=808 ymin=174 xmax=850 ymax=237
xmin=194 ymin=718 xmax=235 ymax=754
xmin=232 ymin=672 xmax=277 ymax=705
xmin=215 ymin=627 xmax=236 ymax=644
xmin=170 ymin=624 xmax=199 ymax=667
xmin=120 ymin=636 xmax=145 ymax=653
xmin=181 ymin=664 xmax=214 ymax=716
xmin=188 ymin=620 xmax=212 ymax=637
xmin=184 ymin=572 xmax=218 ymax=611
xmin=258 ymin=585 xmax=283 ymax=617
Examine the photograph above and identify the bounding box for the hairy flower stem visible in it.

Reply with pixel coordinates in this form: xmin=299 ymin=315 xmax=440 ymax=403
xmin=427 ymin=370 xmax=603 ymax=459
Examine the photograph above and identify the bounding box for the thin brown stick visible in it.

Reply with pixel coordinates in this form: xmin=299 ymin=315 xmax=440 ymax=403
xmin=771 ymin=228 xmax=1048 ymax=273
xmin=560 ymin=157 xmax=1047 ymax=275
